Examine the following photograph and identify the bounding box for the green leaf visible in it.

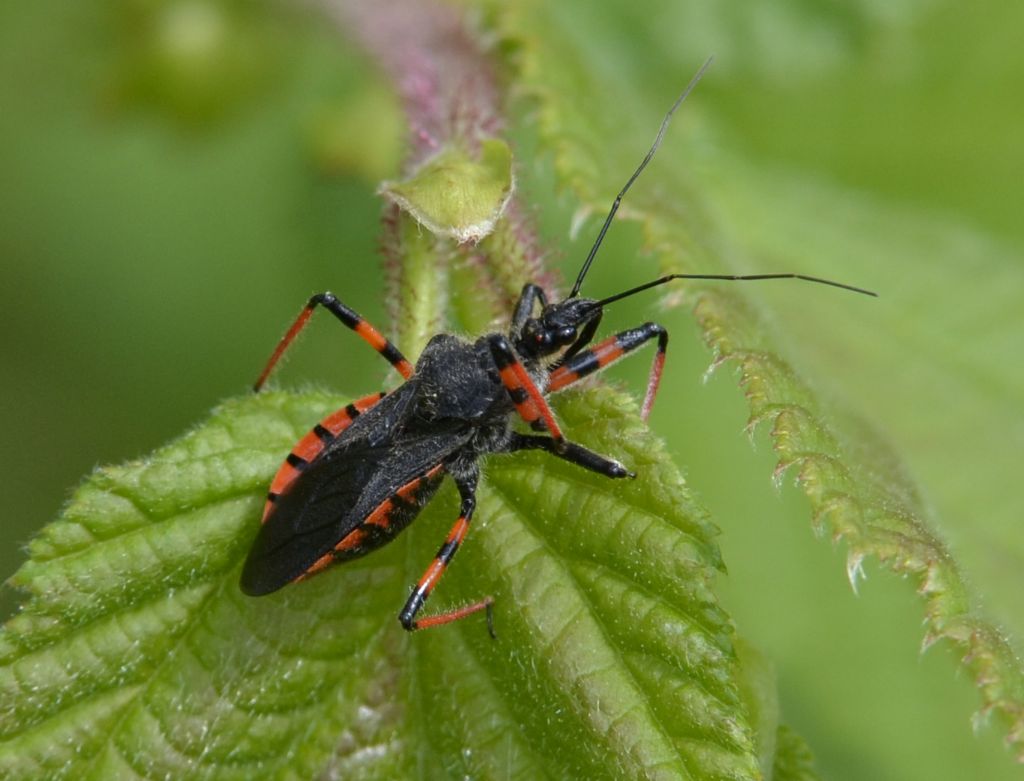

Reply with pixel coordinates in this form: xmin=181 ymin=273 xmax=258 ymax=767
xmin=770 ymin=726 xmax=819 ymax=781
xmin=8 ymin=0 xmax=1018 ymax=776
xmin=699 ymin=154 xmax=1024 ymax=642
xmin=380 ymin=138 xmax=514 ymax=243
xmin=484 ymin=0 xmax=1024 ymax=766
xmin=1 ymin=386 xmax=767 ymax=779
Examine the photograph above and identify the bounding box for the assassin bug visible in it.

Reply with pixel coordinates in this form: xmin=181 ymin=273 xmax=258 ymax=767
xmin=239 ymin=57 xmax=875 ymax=633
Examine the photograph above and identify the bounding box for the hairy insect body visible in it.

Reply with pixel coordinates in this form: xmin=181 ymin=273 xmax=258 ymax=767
xmin=241 ymin=329 xmax=543 ymax=596
xmin=413 ymin=334 xmax=511 ymax=426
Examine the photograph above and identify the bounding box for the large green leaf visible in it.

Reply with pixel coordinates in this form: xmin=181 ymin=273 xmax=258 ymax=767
xmin=2 ymin=386 xmax=766 ymax=779
xmin=699 ymin=154 xmax=1024 ymax=641
xmin=485 ymin=0 xmax=1024 ymax=770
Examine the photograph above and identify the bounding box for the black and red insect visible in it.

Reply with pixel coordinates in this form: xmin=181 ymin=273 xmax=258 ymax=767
xmin=239 ymin=59 xmax=875 ymax=633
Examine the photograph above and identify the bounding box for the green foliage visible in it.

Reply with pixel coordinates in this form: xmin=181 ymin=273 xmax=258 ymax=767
xmin=380 ymin=138 xmax=513 ymax=242
xmin=3 ymin=0 xmax=1023 ymax=778
xmin=106 ymin=0 xmax=289 ymax=125
xmin=2 ymin=387 xmax=773 ymax=779
xmin=487 ymin=0 xmax=1024 ymax=770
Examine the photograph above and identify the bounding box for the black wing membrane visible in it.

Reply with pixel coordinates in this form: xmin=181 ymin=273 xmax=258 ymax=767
xmin=240 ymin=385 xmax=472 ymax=594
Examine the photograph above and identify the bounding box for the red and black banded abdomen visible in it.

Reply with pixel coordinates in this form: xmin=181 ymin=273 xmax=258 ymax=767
xmin=240 ymin=384 xmax=470 ymax=596
xmin=261 ymin=392 xmax=385 ymax=522
xmin=291 ymin=463 xmax=446 ymax=583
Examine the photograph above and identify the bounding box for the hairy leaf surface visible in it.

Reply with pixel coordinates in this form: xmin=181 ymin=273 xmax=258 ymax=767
xmin=1 ymin=387 xmax=765 ymax=779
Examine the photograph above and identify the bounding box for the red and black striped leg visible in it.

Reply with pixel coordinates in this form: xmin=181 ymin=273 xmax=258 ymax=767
xmin=547 ymin=322 xmax=668 ymax=421
xmin=254 ymin=292 xmax=414 ymax=392
xmin=506 ymin=433 xmax=634 ymax=479
xmin=488 ymin=334 xmax=566 ymax=445
xmin=399 ymin=469 xmax=495 ymax=636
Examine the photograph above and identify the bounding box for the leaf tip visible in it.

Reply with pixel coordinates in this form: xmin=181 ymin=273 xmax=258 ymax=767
xmin=771 ymin=458 xmax=794 ymax=491
xmin=702 ymin=354 xmax=727 ymax=385
xmin=845 ymin=551 xmax=866 ymax=595
xmin=920 ymin=630 xmax=942 ymax=655
xmin=379 ymin=138 xmax=514 ymax=243
xmin=971 ymin=704 xmax=994 ymax=735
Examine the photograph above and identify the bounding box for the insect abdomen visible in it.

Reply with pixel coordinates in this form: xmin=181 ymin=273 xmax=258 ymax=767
xmin=261 ymin=392 xmax=385 ymax=522
xmin=291 ymin=463 xmax=446 ymax=583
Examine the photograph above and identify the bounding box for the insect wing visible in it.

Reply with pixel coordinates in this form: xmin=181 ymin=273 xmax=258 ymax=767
xmin=240 ymin=425 xmax=470 ymax=595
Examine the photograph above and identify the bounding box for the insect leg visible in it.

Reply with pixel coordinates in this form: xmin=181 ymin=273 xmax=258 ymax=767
xmin=558 ymin=310 xmax=602 ymax=365
xmin=488 ymin=334 xmax=566 ymax=445
xmin=399 ymin=468 xmax=495 ymax=635
xmin=511 ymin=283 xmax=549 ymax=333
xmin=547 ymin=322 xmax=668 ymax=421
xmin=254 ymin=292 xmax=413 ymax=391
xmin=506 ymin=433 xmax=634 ymax=479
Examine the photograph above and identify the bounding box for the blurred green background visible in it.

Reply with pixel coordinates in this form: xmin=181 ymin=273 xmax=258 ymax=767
xmin=2 ymin=1 xmax=1022 ymax=779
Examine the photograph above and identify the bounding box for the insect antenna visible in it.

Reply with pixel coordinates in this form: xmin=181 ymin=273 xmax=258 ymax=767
xmin=588 ymin=272 xmax=878 ymax=312
xmin=568 ymin=56 xmax=714 ymax=299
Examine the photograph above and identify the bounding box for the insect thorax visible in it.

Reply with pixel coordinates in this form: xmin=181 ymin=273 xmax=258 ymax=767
xmin=412 ymin=333 xmax=509 ymax=424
